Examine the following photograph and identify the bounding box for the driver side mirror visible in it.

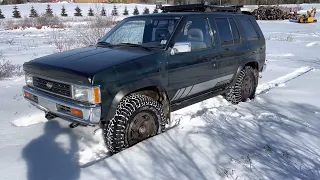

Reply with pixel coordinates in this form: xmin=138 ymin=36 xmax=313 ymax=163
xmin=170 ymin=42 xmax=191 ymax=55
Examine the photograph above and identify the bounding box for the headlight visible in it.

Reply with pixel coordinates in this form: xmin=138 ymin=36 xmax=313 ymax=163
xmin=25 ymin=74 xmax=33 ymax=86
xmin=72 ymin=85 xmax=101 ymax=104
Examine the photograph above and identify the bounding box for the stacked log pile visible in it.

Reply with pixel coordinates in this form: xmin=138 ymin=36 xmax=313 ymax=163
xmin=252 ymin=6 xmax=299 ymax=20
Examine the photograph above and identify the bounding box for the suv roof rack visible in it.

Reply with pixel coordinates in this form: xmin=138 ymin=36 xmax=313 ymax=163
xmin=160 ymin=3 xmax=244 ymax=13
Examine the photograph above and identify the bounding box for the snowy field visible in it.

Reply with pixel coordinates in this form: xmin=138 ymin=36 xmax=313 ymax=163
xmin=0 ymin=3 xmax=320 ymax=180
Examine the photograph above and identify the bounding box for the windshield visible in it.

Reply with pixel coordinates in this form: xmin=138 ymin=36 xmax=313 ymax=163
xmin=99 ymin=17 xmax=180 ymax=48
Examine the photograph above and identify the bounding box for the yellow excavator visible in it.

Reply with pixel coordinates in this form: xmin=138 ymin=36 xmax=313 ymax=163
xmin=298 ymin=7 xmax=317 ymax=23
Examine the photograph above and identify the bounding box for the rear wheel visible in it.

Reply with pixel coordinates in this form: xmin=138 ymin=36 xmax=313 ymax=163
xmin=104 ymin=94 xmax=166 ymax=154
xmin=225 ymin=66 xmax=258 ymax=104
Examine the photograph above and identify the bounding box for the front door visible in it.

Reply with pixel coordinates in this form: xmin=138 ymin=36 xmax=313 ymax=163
xmin=167 ymin=16 xmax=219 ymax=102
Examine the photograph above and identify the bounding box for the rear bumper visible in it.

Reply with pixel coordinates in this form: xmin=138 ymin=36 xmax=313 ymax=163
xmin=261 ymin=62 xmax=267 ymax=72
xmin=22 ymin=85 xmax=101 ymax=126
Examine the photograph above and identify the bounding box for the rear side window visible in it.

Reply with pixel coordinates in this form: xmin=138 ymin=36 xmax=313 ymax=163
xmin=228 ymin=18 xmax=240 ymax=44
xmin=238 ymin=16 xmax=259 ymax=41
xmin=215 ymin=18 xmax=233 ymax=46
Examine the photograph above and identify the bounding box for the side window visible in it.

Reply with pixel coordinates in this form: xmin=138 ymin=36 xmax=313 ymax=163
xmin=228 ymin=18 xmax=240 ymax=44
xmin=238 ymin=16 xmax=259 ymax=41
xmin=175 ymin=17 xmax=213 ymax=51
xmin=151 ymin=19 xmax=177 ymax=42
xmin=215 ymin=18 xmax=233 ymax=46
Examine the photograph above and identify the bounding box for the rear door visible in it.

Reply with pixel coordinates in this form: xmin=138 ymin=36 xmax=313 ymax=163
xmin=167 ymin=16 xmax=219 ymax=102
xmin=213 ymin=16 xmax=246 ymax=80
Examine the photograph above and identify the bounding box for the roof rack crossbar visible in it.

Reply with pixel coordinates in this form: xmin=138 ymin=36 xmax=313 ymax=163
xmin=160 ymin=4 xmax=244 ymax=13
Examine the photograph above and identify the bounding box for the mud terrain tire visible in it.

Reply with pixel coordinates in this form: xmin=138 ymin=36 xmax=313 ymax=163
xmin=225 ymin=66 xmax=258 ymax=104
xmin=104 ymin=94 xmax=166 ymax=154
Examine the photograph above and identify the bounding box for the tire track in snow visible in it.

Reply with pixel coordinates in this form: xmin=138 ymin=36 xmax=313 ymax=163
xmin=256 ymin=66 xmax=314 ymax=95
xmin=306 ymin=42 xmax=319 ymax=47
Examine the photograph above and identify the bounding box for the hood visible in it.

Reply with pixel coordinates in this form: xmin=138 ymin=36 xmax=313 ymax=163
xmin=23 ymin=46 xmax=155 ymax=84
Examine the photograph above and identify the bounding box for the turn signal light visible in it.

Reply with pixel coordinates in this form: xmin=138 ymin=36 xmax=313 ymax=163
xmin=71 ymin=108 xmax=83 ymax=118
xmin=24 ymin=91 xmax=31 ymax=98
xmin=93 ymin=87 xmax=101 ymax=104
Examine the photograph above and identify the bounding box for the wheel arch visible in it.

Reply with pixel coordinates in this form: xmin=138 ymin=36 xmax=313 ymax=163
xmin=103 ymin=80 xmax=170 ymax=125
xmin=230 ymin=61 xmax=259 ymax=86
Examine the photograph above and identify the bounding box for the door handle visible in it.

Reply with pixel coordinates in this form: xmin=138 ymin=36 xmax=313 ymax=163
xmin=224 ymin=48 xmax=230 ymax=52
xmin=211 ymin=61 xmax=216 ymax=68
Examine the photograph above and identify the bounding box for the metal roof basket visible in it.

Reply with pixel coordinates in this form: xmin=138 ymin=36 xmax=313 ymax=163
xmin=160 ymin=4 xmax=244 ymax=13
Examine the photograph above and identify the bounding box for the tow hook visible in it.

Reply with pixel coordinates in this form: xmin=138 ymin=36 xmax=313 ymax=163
xmin=45 ymin=112 xmax=57 ymax=120
xmin=69 ymin=122 xmax=80 ymax=128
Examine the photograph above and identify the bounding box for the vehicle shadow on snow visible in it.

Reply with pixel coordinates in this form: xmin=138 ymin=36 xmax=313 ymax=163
xmin=91 ymin=97 xmax=320 ymax=180
xmin=22 ymin=120 xmax=81 ymax=180
xmin=184 ymin=98 xmax=320 ymax=179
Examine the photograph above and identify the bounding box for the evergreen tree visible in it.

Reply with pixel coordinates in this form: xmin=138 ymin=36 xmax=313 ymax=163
xmin=12 ymin=5 xmax=21 ymax=18
xmin=100 ymin=7 xmax=106 ymax=16
xmin=61 ymin=5 xmax=68 ymax=17
xmin=123 ymin=6 xmax=129 ymax=16
xmin=45 ymin=4 xmax=54 ymax=17
xmin=74 ymin=6 xmax=82 ymax=17
xmin=88 ymin=8 xmax=94 ymax=16
xmin=133 ymin=6 xmax=139 ymax=15
xmin=1 ymin=0 xmax=8 ymax=5
xmin=111 ymin=5 xmax=118 ymax=16
xmin=153 ymin=8 xmax=159 ymax=13
xmin=16 ymin=0 xmax=24 ymax=4
xmin=143 ymin=7 xmax=150 ymax=14
xmin=0 ymin=9 xmax=5 ymax=19
xmin=29 ymin=6 xmax=39 ymax=18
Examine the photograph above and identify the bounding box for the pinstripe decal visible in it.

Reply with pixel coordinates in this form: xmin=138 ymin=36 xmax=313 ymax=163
xmin=170 ymin=74 xmax=234 ymax=102
xmin=171 ymin=88 xmax=181 ymax=101
xmin=176 ymin=87 xmax=188 ymax=100
xmin=173 ymin=87 xmax=186 ymax=101
xmin=178 ymin=86 xmax=193 ymax=99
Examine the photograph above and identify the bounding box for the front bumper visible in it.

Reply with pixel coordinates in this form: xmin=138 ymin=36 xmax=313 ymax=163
xmin=22 ymin=85 xmax=101 ymax=126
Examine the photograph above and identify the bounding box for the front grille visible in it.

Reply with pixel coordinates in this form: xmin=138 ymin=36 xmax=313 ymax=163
xmin=33 ymin=76 xmax=72 ymax=97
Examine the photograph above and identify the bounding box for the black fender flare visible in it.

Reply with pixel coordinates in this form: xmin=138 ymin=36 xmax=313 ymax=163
xmin=104 ymin=79 xmax=168 ymax=122
xmin=230 ymin=61 xmax=259 ymax=87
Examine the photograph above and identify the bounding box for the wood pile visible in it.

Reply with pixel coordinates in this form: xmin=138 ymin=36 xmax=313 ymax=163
xmin=252 ymin=6 xmax=299 ymax=20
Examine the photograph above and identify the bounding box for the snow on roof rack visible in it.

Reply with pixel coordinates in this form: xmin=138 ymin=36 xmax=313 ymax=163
xmin=160 ymin=3 xmax=244 ymax=13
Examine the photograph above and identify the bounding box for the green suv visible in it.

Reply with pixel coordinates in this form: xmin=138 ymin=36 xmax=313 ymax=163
xmin=22 ymin=4 xmax=267 ymax=154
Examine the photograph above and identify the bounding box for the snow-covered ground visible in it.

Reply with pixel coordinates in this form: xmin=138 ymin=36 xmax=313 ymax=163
xmin=1 ymin=3 xmax=320 ymax=180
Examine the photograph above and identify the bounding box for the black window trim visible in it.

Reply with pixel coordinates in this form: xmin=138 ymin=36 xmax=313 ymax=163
xmin=228 ymin=17 xmax=241 ymax=45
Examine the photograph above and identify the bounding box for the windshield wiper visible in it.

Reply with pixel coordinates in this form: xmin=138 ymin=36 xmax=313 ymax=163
xmin=96 ymin=42 xmax=114 ymax=47
xmin=117 ymin=43 xmax=152 ymax=51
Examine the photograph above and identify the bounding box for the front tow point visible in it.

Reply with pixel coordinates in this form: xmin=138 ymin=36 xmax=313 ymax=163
xmin=45 ymin=112 xmax=57 ymax=120
xmin=69 ymin=122 xmax=80 ymax=128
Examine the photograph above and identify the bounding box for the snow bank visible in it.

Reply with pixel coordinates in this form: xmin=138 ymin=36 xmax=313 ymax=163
xmin=11 ymin=112 xmax=47 ymax=127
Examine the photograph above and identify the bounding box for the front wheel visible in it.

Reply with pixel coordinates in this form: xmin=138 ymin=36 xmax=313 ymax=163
xmin=103 ymin=94 xmax=166 ymax=154
xmin=225 ymin=66 xmax=258 ymax=104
